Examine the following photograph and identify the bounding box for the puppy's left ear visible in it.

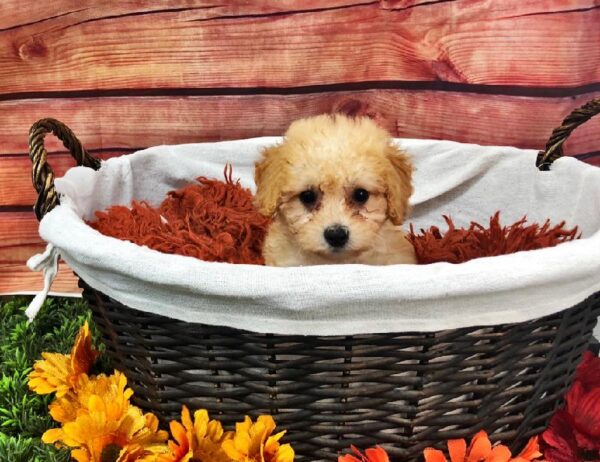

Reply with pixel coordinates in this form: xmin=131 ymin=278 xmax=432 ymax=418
xmin=385 ymin=144 xmax=413 ymax=225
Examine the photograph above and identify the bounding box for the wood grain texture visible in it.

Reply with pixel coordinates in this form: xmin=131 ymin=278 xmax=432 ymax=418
xmin=0 ymin=0 xmax=370 ymax=30
xmin=0 ymin=262 xmax=80 ymax=295
xmin=0 ymin=211 xmax=79 ymax=294
xmin=0 ymin=212 xmax=45 ymax=262
xmin=1 ymin=90 xmax=598 ymax=156
xmin=578 ymin=152 xmax=600 ymax=167
xmin=0 ymin=211 xmax=79 ymax=295
xmin=0 ymin=151 xmax=125 ymax=206
xmin=2 ymin=0 xmax=600 ymax=94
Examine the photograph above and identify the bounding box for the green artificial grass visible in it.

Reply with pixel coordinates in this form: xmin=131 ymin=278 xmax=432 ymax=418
xmin=0 ymin=296 xmax=104 ymax=462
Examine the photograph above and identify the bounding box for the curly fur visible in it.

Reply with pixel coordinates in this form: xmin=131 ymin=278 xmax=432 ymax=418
xmin=254 ymin=114 xmax=416 ymax=266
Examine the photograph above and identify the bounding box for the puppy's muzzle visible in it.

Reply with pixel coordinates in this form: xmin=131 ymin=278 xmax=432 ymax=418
xmin=324 ymin=225 xmax=349 ymax=249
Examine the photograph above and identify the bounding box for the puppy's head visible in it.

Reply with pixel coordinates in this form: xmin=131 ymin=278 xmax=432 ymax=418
xmin=254 ymin=114 xmax=413 ymax=260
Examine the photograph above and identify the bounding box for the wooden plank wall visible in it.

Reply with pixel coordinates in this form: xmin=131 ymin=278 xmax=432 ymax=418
xmin=1 ymin=0 xmax=599 ymax=295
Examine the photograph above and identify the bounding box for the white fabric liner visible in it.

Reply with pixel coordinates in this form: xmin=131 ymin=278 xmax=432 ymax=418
xmin=38 ymin=137 xmax=600 ymax=336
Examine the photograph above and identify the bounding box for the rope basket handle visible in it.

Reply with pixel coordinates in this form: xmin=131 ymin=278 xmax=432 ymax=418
xmin=536 ymin=97 xmax=600 ymax=170
xmin=29 ymin=118 xmax=101 ymax=221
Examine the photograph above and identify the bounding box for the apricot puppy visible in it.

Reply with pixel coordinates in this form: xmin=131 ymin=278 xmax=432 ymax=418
xmin=254 ymin=114 xmax=416 ymax=266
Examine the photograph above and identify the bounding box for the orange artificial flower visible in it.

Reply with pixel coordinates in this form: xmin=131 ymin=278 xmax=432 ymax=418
xmin=339 ymin=445 xmax=390 ymax=462
xmin=161 ymin=416 xmax=191 ymax=462
xmin=423 ymin=430 xmax=543 ymax=462
xmin=159 ymin=405 xmax=232 ymax=462
xmin=29 ymin=321 xmax=99 ymax=397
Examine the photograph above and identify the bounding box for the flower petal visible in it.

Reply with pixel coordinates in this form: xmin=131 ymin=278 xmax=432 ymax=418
xmin=41 ymin=428 xmax=65 ymax=444
xmin=28 ymin=352 xmax=71 ymax=396
xmin=488 ymin=444 xmax=511 ymax=462
xmin=70 ymin=321 xmax=99 ymax=377
xmin=541 ymin=411 xmax=580 ymax=462
xmin=575 ymin=351 xmax=600 ymax=390
xmin=571 ymin=387 xmax=600 ymax=448
xmin=181 ymin=406 xmax=193 ymax=432
xmin=70 ymin=448 xmax=92 ymax=462
xmin=365 ymin=446 xmax=390 ymax=462
xmin=514 ymin=436 xmax=542 ymax=460
xmin=339 ymin=456 xmax=362 ymax=462
xmin=423 ymin=448 xmax=448 ymax=462
xmin=467 ymin=431 xmax=492 ymax=462
xmin=448 ymin=439 xmax=467 ymax=462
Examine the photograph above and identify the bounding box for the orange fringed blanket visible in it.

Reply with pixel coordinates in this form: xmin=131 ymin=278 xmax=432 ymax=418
xmin=89 ymin=174 xmax=579 ymax=265
xmin=408 ymin=213 xmax=579 ymax=264
xmin=89 ymin=167 xmax=270 ymax=264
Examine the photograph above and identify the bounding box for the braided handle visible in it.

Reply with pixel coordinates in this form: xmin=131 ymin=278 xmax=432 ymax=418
xmin=29 ymin=118 xmax=101 ymax=221
xmin=536 ymin=98 xmax=600 ymax=170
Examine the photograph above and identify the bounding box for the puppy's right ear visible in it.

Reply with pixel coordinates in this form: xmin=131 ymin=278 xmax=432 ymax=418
xmin=385 ymin=144 xmax=414 ymax=225
xmin=254 ymin=145 xmax=287 ymax=217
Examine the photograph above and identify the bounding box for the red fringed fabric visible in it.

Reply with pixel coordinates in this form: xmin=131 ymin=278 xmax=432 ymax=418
xmin=541 ymin=352 xmax=600 ymax=461
xmin=88 ymin=166 xmax=270 ymax=264
xmin=408 ymin=212 xmax=580 ymax=264
xmin=89 ymin=174 xmax=579 ymax=266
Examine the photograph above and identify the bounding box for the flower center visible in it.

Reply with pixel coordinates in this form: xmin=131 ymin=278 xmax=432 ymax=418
xmin=101 ymin=443 xmax=122 ymax=462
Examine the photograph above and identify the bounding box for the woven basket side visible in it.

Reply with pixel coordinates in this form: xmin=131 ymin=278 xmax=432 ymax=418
xmin=82 ymin=279 xmax=599 ymax=462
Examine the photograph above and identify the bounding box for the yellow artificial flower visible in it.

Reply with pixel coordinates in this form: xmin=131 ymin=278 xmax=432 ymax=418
xmin=42 ymin=376 xmax=167 ymax=462
xmin=193 ymin=408 xmax=232 ymax=461
xmin=116 ymin=444 xmax=152 ymax=462
xmin=263 ymin=433 xmax=294 ymax=462
xmin=49 ymin=371 xmax=133 ymax=424
xmin=222 ymin=415 xmax=294 ymax=462
xmin=29 ymin=321 xmax=99 ymax=397
xmin=159 ymin=406 xmax=232 ymax=462
xmin=117 ymin=443 xmax=170 ymax=462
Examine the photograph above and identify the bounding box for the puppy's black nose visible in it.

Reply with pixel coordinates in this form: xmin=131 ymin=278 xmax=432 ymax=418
xmin=324 ymin=225 xmax=349 ymax=248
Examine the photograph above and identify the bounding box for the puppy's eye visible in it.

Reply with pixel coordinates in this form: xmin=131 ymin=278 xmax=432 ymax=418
xmin=299 ymin=190 xmax=317 ymax=205
xmin=352 ymin=188 xmax=369 ymax=203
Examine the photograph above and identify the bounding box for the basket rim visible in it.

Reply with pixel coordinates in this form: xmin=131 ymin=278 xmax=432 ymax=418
xmin=36 ymin=137 xmax=600 ymax=335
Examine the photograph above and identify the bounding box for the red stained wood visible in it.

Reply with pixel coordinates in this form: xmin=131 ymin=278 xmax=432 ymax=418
xmin=0 ymin=212 xmax=77 ymax=295
xmin=0 ymin=151 xmax=126 ymax=206
xmin=0 ymin=1 xmax=370 ymax=30
xmin=1 ymin=91 xmax=598 ymax=160
xmin=0 ymin=262 xmax=80 ymax=295
xmin=0 ymin=212 xmax=44 ymax=262
xmin=1 ymin=0 xmax=599 ymax=93
xmin=582 ymin=153 xmax=600 ymax=167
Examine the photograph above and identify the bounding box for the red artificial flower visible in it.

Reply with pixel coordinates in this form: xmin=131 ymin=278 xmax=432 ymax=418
xmin=338 ymin=445 xmax=390 ymax=462
xmin=574 ymin=351 xmax=600 ymax=392
xmin=565 ymin=381 xmax=600 ymax=452
xmin=542 ymin=351 xmax=600 ymax=461
xmin=542 ymin=410 xmax=581 ymax=462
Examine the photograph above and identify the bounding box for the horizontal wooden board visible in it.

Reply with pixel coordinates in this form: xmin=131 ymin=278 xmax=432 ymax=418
xmin=1 ymin=90 xmax=598 ymax=160
xmin=0 ymin=211 xmax=78 ymax=295
xmin=0 ymin=0 xmax=370 ymax=31
xmin=0 ymin=212 xmax=44 ymax=262
xmin=2 ymin=0 xmax=600 ymax=94
xmin=0 ymin=262 xmax=80 ymax=295
xmin=578 ymin=152 xmax=600 ymax=167
xmin=0 ymin=151 xmax=126 ymax=207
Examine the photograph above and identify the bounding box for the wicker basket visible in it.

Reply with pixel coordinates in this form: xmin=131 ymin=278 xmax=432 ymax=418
xmin=29 ymin=100 xmax=600 ymax=461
